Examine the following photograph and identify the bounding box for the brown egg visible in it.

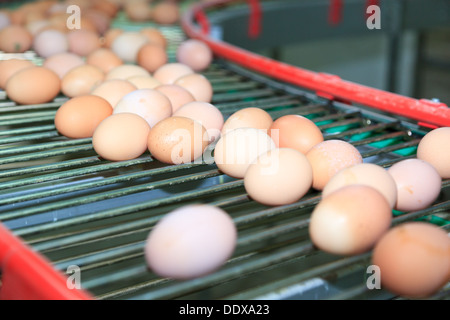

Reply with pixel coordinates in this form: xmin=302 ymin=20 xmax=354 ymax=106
xmin=92 ymin=0 xmax=120 ymax=18
xmin=152 ymin=1 xmax=179 ymax=25
xmin=0 ymin=58 xmax=34 ymax=89
xmin=148 ymin=116 xmax=209 ymax=164
xmin=91 ymin=79 xmax=137 ymax=108
xmin=93 ymin=113 xmax=151 ymax=161
xmin=111 ymin=31 xmax=148 ymax=63
xmin=155 ymin=84 xmax=195 ymax=113
xmin=137 ymin=43 xmax=168 ymax=73
xmin=309 ymin=185 xmax=392 ymax=256
xmin=83 ymin=9 xmax=111 ymax=35
xmin=125 ymin=1 xmax=152 ymax=22
xmin=173 ymin=101 xmax=224 ymax=142
xmin=61 ymin=64 xmax=105 ymax=98
xmin=140 ymin=27 xmax=167 ymax=48
xmin=0 ymin=25 xmax=33 ymax=53
xmin=222 ymin=107 xmax=272 ymax=135
xmin=417 ymin=127 xmax=450 ymax=179
xmin=86 ymin=48 xmax=123 ymax=74
xmin=55 ymin=95 xmax=113 ymax=138
xmin=102 ymin=28 xmax=123 ymax=48
xmin=6 ymin=66 xmax=61 ymax=105
xmin=306 ymin=139 xmax=363 ymax=190
xmin=113 ymin=88 xmax=172 ymax=128
xmin=372 ymin=222 xmax=450 ymax=298
xmin=128 ymin=75 xmax=161 ymax=90
xmin=269 ymin=114 xmax=324 ymax=154
xmin=174 ymin=73 xmax=213 ymax=103
xmin=176 ymin=39 xmax=213 ymax=72
xmin=153 ymin=63 xmax=194 ymax=85
xmin=43 ymin=52 xmax=85 ymax=79
xmin=67 ymin=29 xmax=102 ymax=57
xmin=106 ymin=64 xmax=150 ymax=81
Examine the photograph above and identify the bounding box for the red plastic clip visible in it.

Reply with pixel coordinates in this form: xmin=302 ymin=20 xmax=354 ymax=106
xmin=248 ymin=0 xmax=262 ymax=38
xmin=329 ymin=0 xmax=343 ymax=26
xmin=194 ymin=7 xmax=210 ymax=35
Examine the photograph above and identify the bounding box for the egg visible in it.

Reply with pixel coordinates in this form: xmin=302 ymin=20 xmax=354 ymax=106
xmin=139 ymin=27 xmax=167 ymax=48
xmin=67 ymin=29 xmax=102 ymax=57
xmin=173 ymin=101 xmax=224 ymax=142
xmin=111 ymin=31 xmax=148 ymax=63
xmin=151 ymin=1 xmax=180 ymax=25
xmin=0 ymin=58 xmax=34 ymax=89
xmin=309 ymin=185 xmax=392 ymax=256
xmin=372 ymin=222 xmax=450 ymax=298
xmin=174 ymin=73 xmax=213 ymax=103
xmin=244 ymin=148 xmax=313 ymax=206
xmin=124 ymin=0 xmax=152 ymax=22
xmin=113 ymin=88 xmax=172 ymax=128
xmin=306 ymin=139 xmax=363 ymax=190
xmin=86 ymin=48 xmax=123 ymax=74
xmin=0 ymin=11 xmax=10 ymax=30
xmin=102 ymin=28 xmax=123 ymax=48
xmin=90 ymin=79 xmax=137 ymax=108
xmin=127 ymin=75 xmax=161 ymax=90
xmin=55 ymin=95 xmax=113 ymax=139
xmin=269 ymin=114 xmax=324 ymax=154
xmin=83 ymin=9 xmax=112 ymax=35
xmin=61 ymin=64 xmax=105 ymax=98
xmin=33 ymin=29 xmax=69 ymax=58
xmin=155 ymin=84 xmax=195 ymax=113
xmin=43 ymin=52 xmax=86 ymax=79
xmin=92 ymin=113 xmax=151 ymax=161
xmin=6 ymin=66 xmax=61 ymax=105
xmin=0 ymin=25 xmax=33 ymax=53
xmin=222 ymin=107 xmax=273 ymax=135
xmin=387 ymin=159 xmax=441 ymax=212
xmin=176 ymin=39 xmax=213 ymax=72
xmin=214 ymin=127 xmax=276 ymax=179
xmin=144 ymin=204 xmax=237 ymax=280
xmin=106 ymin=64 xmax=150 ymax=81
xmin=322 ymin=163 xmax=398 ymax=209
xmin=417 ymin=127 xmax=450 ymax=179
xmin=147 ymin=116 xmax=209 ymax=165
xmin=137 ymin=43 xmax=168 ymax=73
xmin=153 ymin=63 xmax=194 ymax=85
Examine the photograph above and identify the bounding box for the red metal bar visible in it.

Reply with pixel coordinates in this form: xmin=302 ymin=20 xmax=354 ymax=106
xmin=181 ymin=0 xmax=450 ymax=128
xmin=0 ymin=224 xmax=92 ymax=300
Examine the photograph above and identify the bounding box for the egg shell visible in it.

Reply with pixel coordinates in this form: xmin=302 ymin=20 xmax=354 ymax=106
xmin=306 ymin=139 xmax=363 ymax=190
xmin=113 ymin=88 xmax=172 ymax=128
xmin=244 ymin=148 xmax=313 ymax=206
xmin=102 ymin=28 xmax=123 ymax=48
xmin=222 ymin=107 xmax=273 ymax=135
xmin=174 ymin=73 xmax=213 ymax=103
xmin=106 ymin=64 xmax=150 ymax=81
xmin=417 ymin=127 xmax=450 ymax=179
xmin=214 ymin=127 xmax=276 ymax=179
xmin=124 ymin=1 xmax=152 ymax=22
xmin=33 ymin=29 xmax=69 ymax=58
xmin=0 ymin=25 xmax=33 ymax=53
xmin=147 ymin=116 xmax=209 ymax=164
xmin=372 ymin=222 xmax=450 ymax=298
xmin=173 ymin=101 xmax=224 ymax=142
xmin=145 ymin=204 xmax=237 ymax=280
xmin=269 ymin=114 xmax=324 ymax=154
xmin=153 ymin=63 xmax=194 ymax=85
xmin=61 ymin=64 xmax=105 ymax=98
xmin=92 ymin=113 xmax=151 ymax=161
xmin=322 ymin=163 xmax=398 ymax=209
xmin=151 ymin=1 xmax=179 ymax=25
xmin=55 ymin=95 xmax=113 ymax=138
xmin=127 ymin=75 xmax=161 ymax=90
xmin=90 ymin=79 xmax=137 ymax=108
xmin=111 ymin=31 xmax=148 ymax=63
xmin=176 ymin=39 xmax=213 ymax=72
xmin=86 ymin=48 xmax=123 ymax=74
xmin=139 ymin=27 xmax=167 ymax=48
xmin=0 ymin=58 xmax=34 ymax=89
xmin=309 ymin=185 xmax=392 ymax=256
xmin=154 ymin=84 xmax=195 ymax=114
xmin=67 ymin=29 xmax=102 ymax=57
xmin=387 ymin=158 xmax=441 ymax=212
xmin=137 ymin=43 xmax=168 ymax=73
xmin=6 ymin=66 xmax=61 ymax=105
xmin=83 ymin=9 xmax=112 ymax=35
xmin=43 ymin=52 xmax=86 ymax=79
